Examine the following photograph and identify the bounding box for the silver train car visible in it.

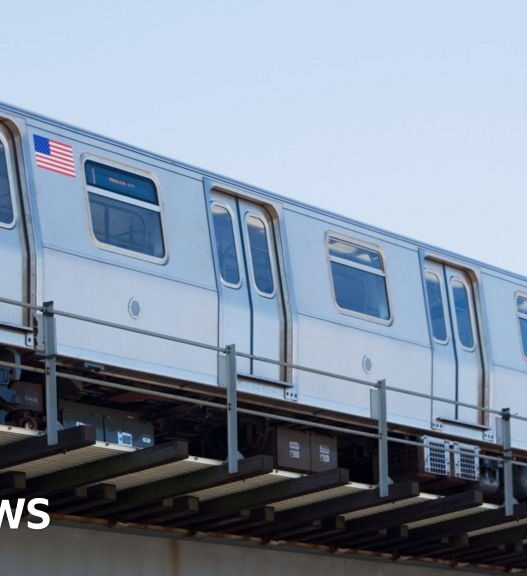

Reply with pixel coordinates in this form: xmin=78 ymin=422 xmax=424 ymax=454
xmin=0 ymin=101 xmax=526 ymax=477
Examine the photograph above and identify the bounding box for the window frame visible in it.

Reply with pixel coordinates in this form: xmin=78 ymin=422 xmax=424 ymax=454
xmin=326 ymin=231 xmax=392 ymax=325
xmin=210 ymin=200 xmax=242 ymax=289
xmin=515 ymin=291 xmax=527 ymax=361
xmin=82 ymin=155 xmax=168 ymax=264
xmin=449 ymin=275 xmax=477 ymax=352
xmin=424 ymin=269 xmax=450 ymax=345
xmin=244 ymin=210 xmax=277 ymax=299
xmin=0 ymin=129 xmax=18 ymax=230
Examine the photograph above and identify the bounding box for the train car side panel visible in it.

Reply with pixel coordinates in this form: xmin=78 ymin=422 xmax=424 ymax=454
xmin=283 ymin=208 xmax=432 ymax=429
xmin=482 ymin=272 xmax=527 ymax=448
xmin=26 ymin=122 xmax=218 ymax=383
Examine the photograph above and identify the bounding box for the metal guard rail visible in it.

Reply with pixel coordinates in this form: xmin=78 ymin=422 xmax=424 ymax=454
xmin=0 ymin=295 xmax=521 ymax=514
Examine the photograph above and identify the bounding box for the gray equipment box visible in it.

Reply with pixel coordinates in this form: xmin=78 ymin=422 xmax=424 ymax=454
xmin=275 ymin=426 xmax=311 ymax=472
xmin=61 ymin=401 xmax=154 ymax=448
xmin=61 ymin=401 xmax=105 ymax=442
xmin=310 ymin=432 xmax=338 ymax=472
xmin=104 ymin=413 xmax=154 ymax=449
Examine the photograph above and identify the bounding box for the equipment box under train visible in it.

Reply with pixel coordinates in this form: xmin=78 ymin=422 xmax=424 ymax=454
xmin=61 ymin=401 xmax=105 ymax=442
xmin=104 ymin=413 xmax=154 ymax=449
xmin=271 ymin=427 xmax=337 ymax=473
xmin=310 ymin=432 xmax=338 ymax=472
xmin=60 ymin=401 xmax=154 ymax=448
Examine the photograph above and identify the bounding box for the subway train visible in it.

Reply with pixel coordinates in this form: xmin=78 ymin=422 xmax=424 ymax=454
xmin=0 ymin=101 xmax=527 ymax=484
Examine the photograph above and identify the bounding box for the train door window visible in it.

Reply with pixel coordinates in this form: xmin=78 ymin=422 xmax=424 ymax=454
xmin=328 ymin=236 xmax=390 ymax=321
xmin=451 ymin=278 xmax=475 ymax=349
xmin=0 ymin=140 xmax=14 ymax=225
xmin=246 ymin=214 xmax=275 ymax=296
xmin=425 ymin=271 xmax=448 ymax=343
xmin=517 ymin=295 xmax=527 ymax=357
xmin=211 ymin=203 xmax=240 ymax=286
xmin=84 ymin=160 xmax=165 ymax=260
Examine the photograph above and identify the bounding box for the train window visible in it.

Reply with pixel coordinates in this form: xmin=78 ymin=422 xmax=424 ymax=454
xmin=85 ymin=161 xmax=165 ymax=259
xmin=85 ymin=161 xmax=158 ymax=204
xmin=329 ymin=239 xmax=383 ymax=270
xmin=0 ymin=141 xmax=14 ymax=225
xmin=328 ymin=237 xmax=390 ymax=321
xmin=211 ymin=203 xmax=240 ymax=286
xmin=246 ymin=215 xmax=275 ymax=296
xmin=517 ymin=296 xmax=527 ymax=357
xmin=425 ymin=271 xmax=448 ymax=343
xmin=451 ymin=279 xmax=474 ymax=349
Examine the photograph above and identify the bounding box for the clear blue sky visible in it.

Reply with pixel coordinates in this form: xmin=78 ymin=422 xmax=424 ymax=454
xmin=1 ymin=1 xmax=526 ymax=273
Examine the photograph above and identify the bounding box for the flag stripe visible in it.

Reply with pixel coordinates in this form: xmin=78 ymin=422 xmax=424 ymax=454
xmin=35 ymin=159 xmax=76 ymax=175
xmin=35 ymin=160 xmax=76 ymax=177
xmin=49 ymin=146 xmax=73 ymax=158
xmin=48 ymin=147 xmax=73 ymax=159
xmin=36 ymin=165 xmax=75 ymax=178
xmin=35 ymin=152 xmax=75 ymax=169
xmin=49 ymin=140 xmax=72 ymax=152
xmin=35 ymin=155 xmax=76 ymax=171
xmin=35 ymin=158 xmax=76 ymax=175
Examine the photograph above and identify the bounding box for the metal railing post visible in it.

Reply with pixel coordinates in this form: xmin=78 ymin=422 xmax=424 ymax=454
xmin=377 ymin=379 xmax=390 ymax=497
xmin=42 ymin=301 xmax=58 ymax=446
xmin=221 ymin=344 xmax=238 ymax=474
xmin=501 ymin=408 xmax=515 ymax=516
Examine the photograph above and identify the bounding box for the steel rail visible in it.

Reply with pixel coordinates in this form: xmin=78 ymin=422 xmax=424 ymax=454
xmin=1 ymin=293 xmax=527 ymax=422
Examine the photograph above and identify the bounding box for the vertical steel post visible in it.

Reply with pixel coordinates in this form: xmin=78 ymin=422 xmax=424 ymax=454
xmin=222 ymin=344 xmax=238 ymax=474
xmin=501 ymin=408 xmax=515 ymax=516
xmin=42 ymin=301 xmax=58 ymax=446
xmin=377 ymin=379 xmax=389 ymax=497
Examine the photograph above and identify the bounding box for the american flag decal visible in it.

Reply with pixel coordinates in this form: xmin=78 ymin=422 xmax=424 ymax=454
xmin=33 ymin=135 xmax=76 ymax=177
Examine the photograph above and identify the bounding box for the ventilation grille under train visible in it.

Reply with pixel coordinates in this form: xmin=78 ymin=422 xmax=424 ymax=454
xmin=453 ymin=443 xmax=480 ymax=481
xmin=389 ymin=435 xmax=481 ymax=484
xmin=422 ymin=436 xmax=451 ymax=476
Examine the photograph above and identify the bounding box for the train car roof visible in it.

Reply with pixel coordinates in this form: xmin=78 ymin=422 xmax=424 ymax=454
xmin=1 ymin=99 xmax=524 ymax=286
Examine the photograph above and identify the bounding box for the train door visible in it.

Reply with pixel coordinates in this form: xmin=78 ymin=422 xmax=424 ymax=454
xmin=210 ymin=191 xmax=285 ymax=381
xmin=0 ymin=125 xmax=27 ymax=327
xmin=424 ymin=260 xmax=483 ymax=424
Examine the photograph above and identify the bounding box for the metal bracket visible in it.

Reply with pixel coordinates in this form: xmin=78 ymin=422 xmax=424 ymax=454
xmin=483 ymin=430 xmax=495 ymax=443
xmin=32 ymin=312 xmax=43 ymax=353
xmin=219 ymin=344 xmax=239 ymax=474
xmin=501 ymin=408 xmax=517 ymax=516
xmin=374 ymin=379 xmax=392 ymax=497
xmin=38 ymin=301 xmax=58 ymax=446
xmin=284 ymin=388 xmax=298 ymax=401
